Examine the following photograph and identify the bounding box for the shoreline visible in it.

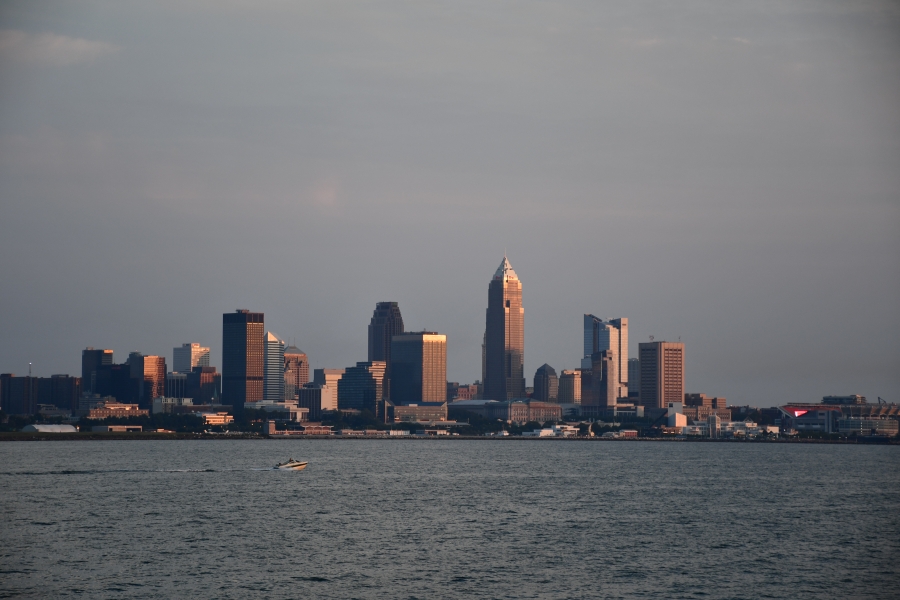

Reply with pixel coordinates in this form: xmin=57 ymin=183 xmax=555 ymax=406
xmin=0 ymin=432 xmax=896 ymax=444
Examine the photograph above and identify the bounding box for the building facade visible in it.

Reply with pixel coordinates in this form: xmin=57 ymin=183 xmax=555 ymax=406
xmin=337 ymin=361 xmax=386 ymax=415
xmin=128 ymin=353 xmax=166 ymax=408
xmin=533 ymin=364 xmax=559 ymax=403
xmin=264 ymin=331 xmax=285 ymax=402
xmin=584 ymin=351 xmax=617 ymax=408
xmin=173 ymin=343 xmax=210 ymax=374
xmin=390 ymin=332 xmax=447 ymax=405
xmin=81 ymin=347 xmax=113 ymax=394
xmin=283 ymin=346 xmax=309 ymax=399
xmin=222 ymin=309 xmax=265 ymax=410
xmin=583 ymin=315 xmax=628 ymax=398
xmin=484 ymin=256 xmax=525 ymax=401
xmin=368 ymin=302 xmax=404 ymax=400
xmin=314 ymin=368 xmax=345 ymax=391
xmin=627 ymin=358 xmax=640 ymax=398
xmin=186 ymin=366 xmax=221 ymax=404
xmin=557 ymin=370 xmax=582 ymax=404
xmin=638 ymin=341 xmax=685 ymax=410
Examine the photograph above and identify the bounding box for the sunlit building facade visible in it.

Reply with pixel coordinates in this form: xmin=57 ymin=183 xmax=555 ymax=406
xmin=638 ymin=341 xmax=684 ymax=410
xmin=222 ymin=309 xmax=264 ymax=409
xmin=173 ymin=343 xmax=210 ymax=374
xmin=264 ymin=332 xmax=285 ymax=402
xmin=390 ymin=332 xmax=447 ymax=405
xmin=583 ymin=315 xmax=628 ymax=398
xmin=484 ymin=256 xmax=525 ymax=401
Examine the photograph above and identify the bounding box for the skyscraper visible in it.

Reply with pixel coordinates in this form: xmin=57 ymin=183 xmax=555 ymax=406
xmin=484 ymin=256 xmax=525 ymax=401
xmin=584 ymin=351 xmax=617 ymax=408
xmin=627 ymin=358 xmax=640 ymax=398
xmin=368 ymin=302 xmax=404 ymax=400
xmin=283 ymin=346 xmax=309 ymax=399
xmin=582 ymin=315 xmax=628 ymax=398
xmin=390 ymin=331 xmax=447 ymax=405
xmin=81 ymin=347 xmax=113 ymax=394
xmin=533 ymin=364 xmax=559 ymax=403
xmin=264 ymin=332 xmax=285 ymax=401
xmin=173 ymin=343 xmax=210 ymax=374
xmin=638 ymin=341 xmax=684 ymax=410
xmin=558 ymin=370 xmax=582 ymax=404
xmin=222 ymin=309 xmax=264 ymax=410
xmin=128 ymin=353 xmax=166 ymax=408
xmin=337 ymin=361 xmax=386 ymax=415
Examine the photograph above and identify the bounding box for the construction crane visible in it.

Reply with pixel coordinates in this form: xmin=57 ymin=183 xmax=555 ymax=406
xmin=877 ymin=397 xmax=886 ymax=405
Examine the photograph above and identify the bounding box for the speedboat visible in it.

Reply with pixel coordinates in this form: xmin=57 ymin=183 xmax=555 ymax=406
xmin=275 ymin=458 xmax=308 ymax=471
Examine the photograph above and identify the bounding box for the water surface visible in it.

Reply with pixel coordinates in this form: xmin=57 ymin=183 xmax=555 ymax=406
xmin=1 ymin=440 xmax=898 ymax=599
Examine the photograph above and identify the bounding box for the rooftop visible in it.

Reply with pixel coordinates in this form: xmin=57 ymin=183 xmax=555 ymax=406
xmin=493 ymin=255 xmax=518 ymax=281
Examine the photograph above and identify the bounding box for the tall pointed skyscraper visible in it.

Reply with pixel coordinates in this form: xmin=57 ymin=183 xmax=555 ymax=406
xmin=484 ymin=255 xmax=525 ymax=400
xmin=368 ymin=302 xmax=404 ymax=400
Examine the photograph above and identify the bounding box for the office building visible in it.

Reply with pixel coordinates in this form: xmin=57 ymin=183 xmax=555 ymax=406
xmin=638 ymin=341 xmax=685 ymax=410
xmin=484 ymin=255 xmax=525 ymax=401
xmin=297 ymin=383 xmax=336 ymax=421
xmin=95 ymin=362 xmax=138 ymax=404
xmin=584 ymin=351 xmax=617 ymax=408
xmin=368 ymin=302 xmax=404 ymax=399
xmin=264 ymin=332 xmax=285 ymax=402
xmin=582 ymin=315 xmax=628 ymax=398
xmin=128 ymin=353 xmax=166 ymax=408
xmin=0 ymin=374 xmax=38 ymax=415
xmin=185 ymin=366 xmax=222 ymax=404
xmin=337 ymin=361 xmax=386 ymax=415
xmin=557 ymin=370 xmax=582 ymax=404
xmin=314 ymin=368 xmax=345 ymax=391
xmin=627 ymin=358 xmax=640 ymax=398
xmin=81 ymin=348 xmax=113 ymax=394
xmin=166 ymin=372 xmax=187 ymax=398
xmin=284 ymin=346 xmax=309 ymax=399
xmin=222 ymin=309 xmax=264 ymax=410
xmin=173 ymin=343 xmax=210 ymax=373
xmin=390 ymin=332 xmax=447 ymax=405
xmin=533 ymin=364 xmax=559 ymax=403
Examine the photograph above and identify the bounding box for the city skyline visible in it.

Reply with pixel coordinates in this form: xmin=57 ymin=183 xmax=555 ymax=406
xmin=0 ymin=2 xmax=897 ymax=407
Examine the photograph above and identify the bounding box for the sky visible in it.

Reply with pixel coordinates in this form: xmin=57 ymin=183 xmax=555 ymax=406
xmin=1 ymin=1 xmax=898 ymax=407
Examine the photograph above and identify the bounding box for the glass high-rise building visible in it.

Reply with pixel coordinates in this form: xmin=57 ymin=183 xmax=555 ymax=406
xmin=484 ymin=255 xmax=525 ymax=401
xmin=264 ymin=331 xmax=285 ymax=401
xmin=222 ymin=309 xmax=264 ymax=410
xmin=368 ymin=302 xmax=404 ymax=400
xmin=583 ymin=315 xmax=628 ymax=399
xmin=81 ymin=347 xmax=113 ymax=394
xmin=390 ymin=332 xmax=447 ymax=405
xmin=173 ymin=343 xmax=210 ymax=374
xmin=337 ymin=361 xmax=386 ymax=415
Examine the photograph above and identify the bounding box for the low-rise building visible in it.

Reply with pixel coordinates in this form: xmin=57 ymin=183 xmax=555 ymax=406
xmin=87 ymin=401 xmax=149 ymax=419
xmin=92 ymin=425 xmax=142 ymax=432
xmin=394 ymin=402 xmax=448 ymax=423
xmin=197 ymin=412 xmax=234 ymax=426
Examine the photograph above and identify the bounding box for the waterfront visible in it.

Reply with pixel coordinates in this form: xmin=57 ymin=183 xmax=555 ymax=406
xmin=2 ymin=441 xmax=898 ymax=599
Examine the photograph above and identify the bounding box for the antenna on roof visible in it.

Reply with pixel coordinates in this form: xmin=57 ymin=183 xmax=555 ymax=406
xmin=649 ymin=336 xmax=654 ymax=342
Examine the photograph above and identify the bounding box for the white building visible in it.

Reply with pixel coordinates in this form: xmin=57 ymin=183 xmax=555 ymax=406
xmin=173 ymin=343 xmax=210 ymax=374
xmin=264 ymin=332 xmax=285 ymax=402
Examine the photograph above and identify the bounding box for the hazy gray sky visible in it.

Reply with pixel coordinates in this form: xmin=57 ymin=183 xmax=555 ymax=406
xmin=1 ymin=1 xmax=898 ymax=406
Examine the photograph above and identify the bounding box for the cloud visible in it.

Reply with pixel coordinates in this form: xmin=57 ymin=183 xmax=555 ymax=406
xmin=0 ymin=30 xmax=119 ymax=66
